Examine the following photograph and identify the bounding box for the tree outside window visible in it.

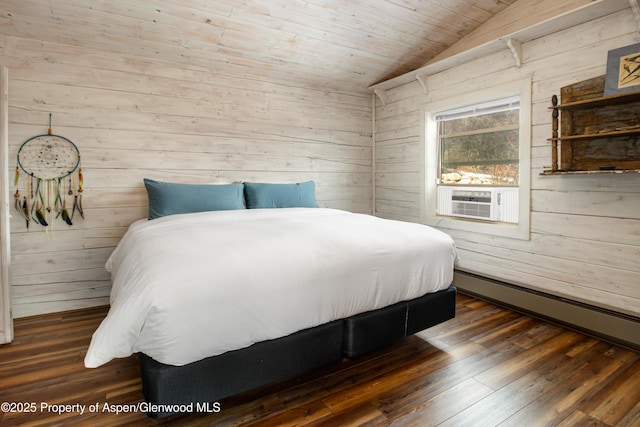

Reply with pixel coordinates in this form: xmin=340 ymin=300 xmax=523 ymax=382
xmin=437 ymin=97 xmax=519 ymax=186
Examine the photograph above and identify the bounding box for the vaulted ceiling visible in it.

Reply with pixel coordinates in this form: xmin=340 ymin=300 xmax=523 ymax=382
xmin=1 ymin=0 xmax=519 ymax=92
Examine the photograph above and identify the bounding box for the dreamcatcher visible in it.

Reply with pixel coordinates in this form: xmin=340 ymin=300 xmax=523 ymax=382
xmin=14 ymin=114 xmax=84 ymax=230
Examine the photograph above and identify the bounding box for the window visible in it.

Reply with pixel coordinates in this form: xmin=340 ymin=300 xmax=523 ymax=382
xmin=437 ymin=96 xmax=520 ymax=187
xmin=422 ymin=78 xmax=531 ymax=240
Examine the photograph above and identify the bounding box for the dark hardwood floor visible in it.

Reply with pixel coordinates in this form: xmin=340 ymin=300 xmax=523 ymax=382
xmin=0 ymin=293 xmax=639 ymax=426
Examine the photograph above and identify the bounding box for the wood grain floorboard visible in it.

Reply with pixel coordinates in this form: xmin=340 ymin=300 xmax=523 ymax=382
xmin=0 ymin=293 xmax=638 ymax=426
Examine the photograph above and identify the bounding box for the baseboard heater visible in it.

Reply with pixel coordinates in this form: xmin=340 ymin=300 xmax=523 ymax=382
xmin=453 ymin=270 xmax=640 ymax=351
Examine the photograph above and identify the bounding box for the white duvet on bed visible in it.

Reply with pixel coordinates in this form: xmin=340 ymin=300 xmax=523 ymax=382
xmin=84 ymin=208 xmax=457 ymax=368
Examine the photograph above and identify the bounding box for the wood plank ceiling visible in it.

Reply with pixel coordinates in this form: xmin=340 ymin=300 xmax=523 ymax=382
xmin=0 ymin=0 xmax=518 ymax=92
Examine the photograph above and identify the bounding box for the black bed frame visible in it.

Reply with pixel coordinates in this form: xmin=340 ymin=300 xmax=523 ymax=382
xmin=140 ymin=285 xmax=456 ymax=418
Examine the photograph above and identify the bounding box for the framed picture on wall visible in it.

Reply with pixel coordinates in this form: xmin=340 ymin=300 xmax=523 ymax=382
xmin=604 ymin=43 xmax=640 ymax=96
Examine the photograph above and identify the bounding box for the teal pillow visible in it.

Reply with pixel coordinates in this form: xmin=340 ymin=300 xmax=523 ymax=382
xmin=144 ymin=179 xmax=245 ymax=219
xmin=243 ymin=181 xmax=319 ymax=209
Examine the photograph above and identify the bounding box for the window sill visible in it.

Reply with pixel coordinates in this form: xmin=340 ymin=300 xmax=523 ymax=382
xmin=423 ymin=215 xmax=530 ymax=241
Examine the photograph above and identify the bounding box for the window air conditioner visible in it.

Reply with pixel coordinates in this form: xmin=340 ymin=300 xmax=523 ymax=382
xmin=437 ymin=186 xmax=518 ymax=223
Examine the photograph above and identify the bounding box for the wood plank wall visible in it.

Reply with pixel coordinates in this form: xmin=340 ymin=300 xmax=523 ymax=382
xmin=0 ymin=6 xmax=372 ymax=318
xmin=374 ymin=9 xmax=640 ymax=317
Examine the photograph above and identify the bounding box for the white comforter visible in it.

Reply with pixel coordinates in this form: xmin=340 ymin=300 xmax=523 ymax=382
xmin=85 ymin=208 xmax=457 ymax=368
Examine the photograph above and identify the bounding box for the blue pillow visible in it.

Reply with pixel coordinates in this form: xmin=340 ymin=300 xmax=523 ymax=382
xmin=144 ymin=179 xmax=245 ymax=219
xmin=243 ymin=181 xmax=319 ymax=209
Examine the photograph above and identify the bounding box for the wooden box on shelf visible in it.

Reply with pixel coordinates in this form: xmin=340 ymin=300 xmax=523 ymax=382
xmin=542 ymin=75 xmax=640 ymax=175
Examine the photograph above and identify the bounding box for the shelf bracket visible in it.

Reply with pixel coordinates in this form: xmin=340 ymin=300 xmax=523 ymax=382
xmin=373 ymin=88 xmax=390 ymax=106
xmin=506 ymin=38 xmax=523 ymax=68
xmin=630 ymin=0 xmax=640 ymax=32
xmin=416 ymin=73 xmax=428 ymax=94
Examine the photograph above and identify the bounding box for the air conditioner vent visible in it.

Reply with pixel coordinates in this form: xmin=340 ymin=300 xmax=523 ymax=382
xmin=453 ymin=200 xmax=492 ymax=219
xmin=437 ymin=186 xmax=518 ymax=223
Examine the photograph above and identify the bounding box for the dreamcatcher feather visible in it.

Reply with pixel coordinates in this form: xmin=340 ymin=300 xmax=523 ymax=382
xmin=14 ymin=114 xmax=84 ymax=231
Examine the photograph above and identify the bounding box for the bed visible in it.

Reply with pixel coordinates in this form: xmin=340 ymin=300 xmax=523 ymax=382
xmin=85 ymin=179 xmax=457 ymax=418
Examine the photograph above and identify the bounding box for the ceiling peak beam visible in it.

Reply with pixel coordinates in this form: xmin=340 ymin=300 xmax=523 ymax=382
xmin=369 ymin=0 xmax=630 ymax=92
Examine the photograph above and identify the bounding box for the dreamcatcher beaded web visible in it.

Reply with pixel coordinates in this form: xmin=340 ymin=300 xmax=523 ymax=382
xmin=14 ymin=115 xmax=84 ymax=230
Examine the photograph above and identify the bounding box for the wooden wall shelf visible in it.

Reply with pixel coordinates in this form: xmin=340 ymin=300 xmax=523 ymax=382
xmin=542 ymin=76 xmax=640 ymax=175
xmin=551 ymin=90 xmax=640 ymax=110
xmin=542 ymin=169 xmax=640 ymax=175
xmin=548 ymin=128 xmax=640 ymax=142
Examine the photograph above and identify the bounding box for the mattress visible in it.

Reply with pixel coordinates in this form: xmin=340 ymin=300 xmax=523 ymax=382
xmin=84 ymin=208 xmax=457 ymax=368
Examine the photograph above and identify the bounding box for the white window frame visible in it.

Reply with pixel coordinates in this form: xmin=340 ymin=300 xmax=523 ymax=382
xmin=421 ymin=77 xmax=531 ymax=240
